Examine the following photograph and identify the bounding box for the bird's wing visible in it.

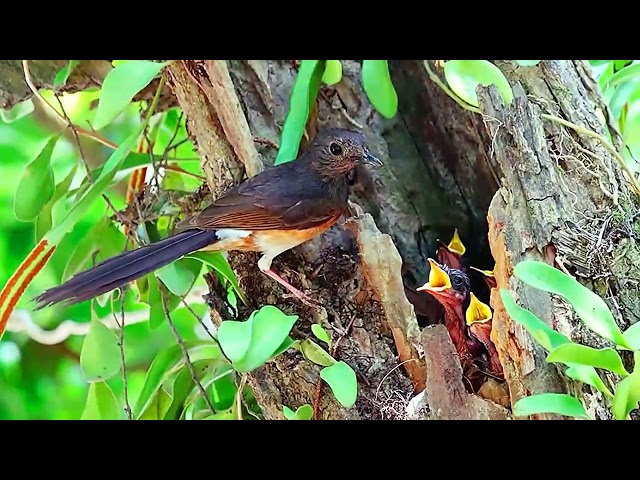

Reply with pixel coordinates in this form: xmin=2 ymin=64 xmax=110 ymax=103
xmin=177 ymin=172 xmax=344 ymax=232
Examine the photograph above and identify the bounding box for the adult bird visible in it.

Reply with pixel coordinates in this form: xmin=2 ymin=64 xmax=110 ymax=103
xmin=34 ymin=128 xmax=383 ymax=310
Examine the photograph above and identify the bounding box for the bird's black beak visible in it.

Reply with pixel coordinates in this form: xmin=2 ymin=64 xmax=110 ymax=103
xmin=361 ymin=151 xmax=383 ymax=167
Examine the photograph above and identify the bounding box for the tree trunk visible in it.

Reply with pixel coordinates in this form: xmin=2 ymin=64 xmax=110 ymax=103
xmin=6 ymin=60 xmax=636 ymax=420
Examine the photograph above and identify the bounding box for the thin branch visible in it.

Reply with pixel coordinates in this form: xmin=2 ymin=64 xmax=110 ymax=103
xmin=111 ymin=288 xmax=132 ymax=420
xmin=23 ymin=60 xmax=119 ymax=150
xmin=159 ymin=282 xmax=215 ymax=415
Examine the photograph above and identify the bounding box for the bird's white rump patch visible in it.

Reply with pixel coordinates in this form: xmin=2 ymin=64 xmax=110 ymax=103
xmin=215 ymin=229 xmax=252 ymax=241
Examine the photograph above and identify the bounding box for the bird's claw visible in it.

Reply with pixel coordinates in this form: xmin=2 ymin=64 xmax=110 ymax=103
xmin=282 ymin=291 xmax=321 ymax=308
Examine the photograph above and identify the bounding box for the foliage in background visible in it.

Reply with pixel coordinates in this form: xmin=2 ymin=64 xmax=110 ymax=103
xmin=1 ymin=59 xmax=638 ymax=420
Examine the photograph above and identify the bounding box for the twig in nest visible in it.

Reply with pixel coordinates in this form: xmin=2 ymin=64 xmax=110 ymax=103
xmin=159 ymin=282 xmax=215 ymax=415
xmin=253 ymin=137 xmax=279 ymax=150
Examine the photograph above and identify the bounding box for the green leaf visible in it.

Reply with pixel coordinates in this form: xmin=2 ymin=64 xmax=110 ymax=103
xmin=500 ymin=289 xmax=570 ymax=351
xmin=35 ymin=164 xmax=78 ymax=242
xmin=283 ymin=404 xmax=313 ymax=420
xmin=622 ymin=99 xmax=640 ymax=161
xmin=80 ymin=311 xmax=122 ymax=382
xmin=604 ymin=64 xmax=640 ymax=92
xmin=443 ymin=60 xmax=514 ymax=108
xmin=513 ymin=393 xmax=591 ymax=419
xmin=361 ymin=60 xmax=398 ymax=119
xmin=546 ymin=343 xmax=629 ymax=376
xmin=300 ymin=338 xmax=336 ymax=367
xmin=565 ymin=364 xmax=613 ymax=397
xmin=156 ymin=257 xmax=202 ymax=297
xmin=611 ymin=367 xmax=640 ymax=420
xmin=513 ymin=260 xmax=629 ymax=348
xmin=1 ymin=98 xmax=35 ymax=123
xmin=514 ymin=60 xmax=541 ymax=67
xmin=186 ymin=251 xmax=247 ymax=305
xmin=43 ymin=128 xmax=142 ymax=246
xmin=275 ymin=60 xmax=326 ymax=165
xmin=81 ymin=381 xmax=121 ymax=420
xmin=623 ymin=322 xmax=640 ymax=350
xmin=218 ymin=305 xmax=299 ymax=372
xmin=146 ymin=274 xmax=179 ymax=329
xmin=311 ymin=324 xmax=331 ymax=345
xmin=138 ymin=389 xmax=172 ymax=420
xmin=322 ymin=60 xmax=343 ymax=85
xmin=14 ymin=134 xmax=60 ymax=222
xmin=320 ymin=360 xmax=358 ymax=408
xmin=93 ymin=60 xmax=169 ymax=130
xmin=133 ymin=340 xmax=211 ymax=417
xmin=53 ymin=60 xmax=80 ymax=89
xmin=164 ymin=365 xmax=200 ymax=420
xmin=270 ymin=336 xmax=297 ymax=360
xmin=202 ymin=409 xmax=236 ymax=420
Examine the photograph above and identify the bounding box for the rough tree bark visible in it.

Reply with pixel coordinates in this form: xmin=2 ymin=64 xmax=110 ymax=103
xmin=5 ymin=60 xmax=637 ymax=420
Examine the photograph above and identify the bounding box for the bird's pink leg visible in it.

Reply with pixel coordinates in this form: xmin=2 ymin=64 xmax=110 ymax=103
xmin=261 ymin=268 xmax=318 ymax=308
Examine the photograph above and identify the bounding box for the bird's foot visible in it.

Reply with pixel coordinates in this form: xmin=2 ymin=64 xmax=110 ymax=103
xmin=262 ymin=268 xmax=321 ymax=308
xmin=282 ymin=290 xmax=320 ymax=308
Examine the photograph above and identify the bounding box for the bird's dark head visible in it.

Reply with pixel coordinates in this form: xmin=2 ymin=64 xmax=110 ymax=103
xmin=417 ymin=258 xmax=470 ymax=309
xmin=308 ymin=128 xmax=383 ymax=176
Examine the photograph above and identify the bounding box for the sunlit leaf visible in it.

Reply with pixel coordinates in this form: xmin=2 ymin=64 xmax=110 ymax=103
xmin=500 ymin=289 xmax=570 ymax=351
xmin=218 ymin=305 xmax=298 ymax=372
xmin=93 ymin=60 xmax=169 ymax=130
xmin=133 ymin=340 xmax=212 ymax=417
xmin=513 ymin=261 xmax=629 ymax=348
xmin=623 ymin=322 xmax=640 ymax=350
xmin=502 ymin=288 xmax=615 ymax=396
xmin=611 ymin=366 xmax=640 ymax=420
xmin=164 ymin=365 xmax=200 ymax=420
xmin=513 ymin=393 xmax=591 ymax=419
xmin=14 ymin=134 xmax=60 ymax=222
xmin=311 ymin=323 xmax=331 ymax=345
xmin=546 ymin=344 xmax=629 ymax=376
xmin=186 ymin=251 xmax=247 ymax=305
xmin=604 ymin=64 xmax=640 ymax=92
xmin=299 ymin=338 xmax=336 ymax=367
xmin=35 ymin=164 xmax=78 ymax=242
xmin=322 ymin=60 xmax=343 ymax=85
xmin=443 ymin=60 xmax=514 ymax=107
xmin=283 ymin=404 xmax=313 ymax=420
xmin=53 ymin=60 xmax=80 ymax=89
xmin=81 ymin=381 xmax=121 ymax=420
xmin=320 ymin=360 xmax=358 ymax=408
xmin=156 ymin=257 xmax=202 ymax=297
xmin=80 ymin=311 xmax=121 ymax=382
xmin=202 ymin=409 xmax=236 ymax=420
xmin=275 ymin=60 xmax=326 ymax=165
xmin=1 ymin=98 xmax=35 ymax=123
xmin=565 ymin=364 xmax=613 ymax=397
xmin=43 ymin=128 xmax=142 ymax=246
xmin=138 ymin=388 xmax=172 ymax=420
xmin=361 ymin=60 xmax=398 ymax=119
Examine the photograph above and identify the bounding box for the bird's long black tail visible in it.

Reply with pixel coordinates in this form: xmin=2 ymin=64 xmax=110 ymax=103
xmin=34 ymin=229 xmax=219 ymax=310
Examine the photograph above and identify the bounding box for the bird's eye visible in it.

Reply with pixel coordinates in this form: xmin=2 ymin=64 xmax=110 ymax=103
xmin=452 ymin=275 xmax=463 ymax=287
xmin=329 ymin=142 xmax=343 ymax=156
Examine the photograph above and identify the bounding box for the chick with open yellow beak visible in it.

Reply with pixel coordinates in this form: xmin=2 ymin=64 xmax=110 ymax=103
xmin=417 ymin=258 xmax=468 ymax=307
xmin=470 ymin=264 xmax=497 ymax=289
xmin=465 ymin=292 xmax=503 ymax=378
xmin=437 ymin=229 xmax=466 ymax=270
